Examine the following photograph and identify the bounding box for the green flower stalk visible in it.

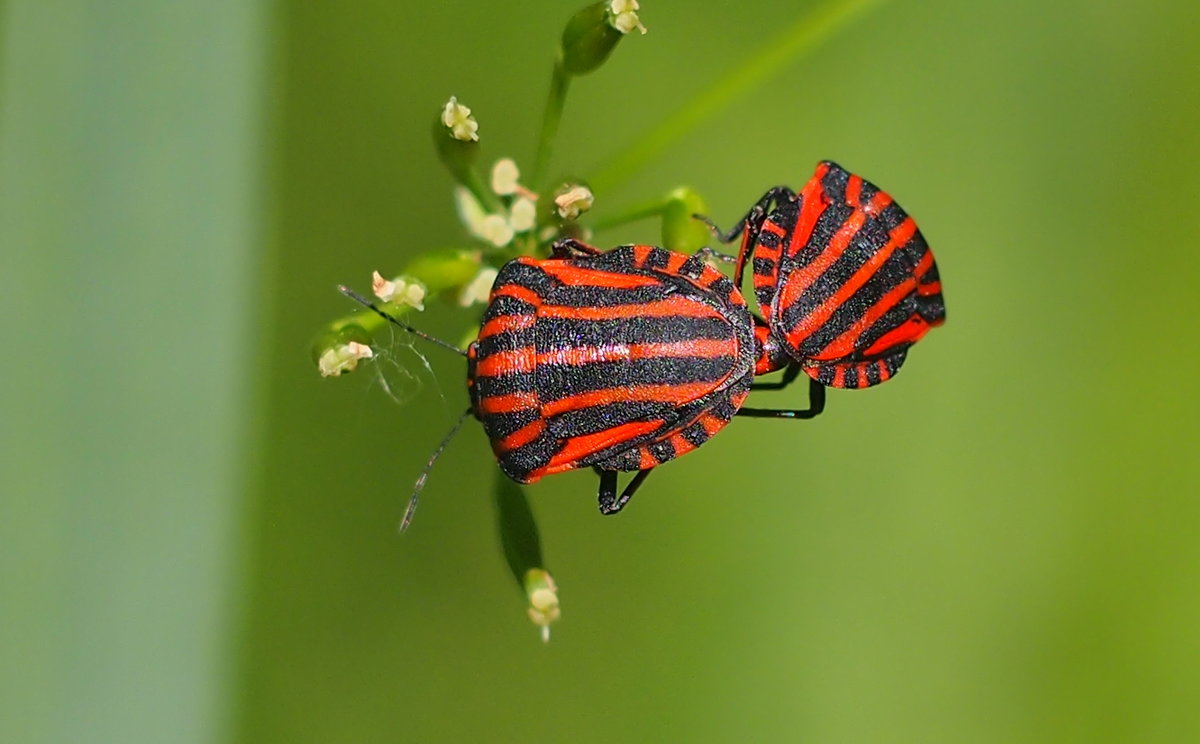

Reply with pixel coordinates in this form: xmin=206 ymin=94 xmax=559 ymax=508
xmin=532 ymin=1 xmax=649 ymax=185
xmin=494 ymin=473 xmax=560 ymax=641
xmin=435 ymin=97 xmax=503 ymax=213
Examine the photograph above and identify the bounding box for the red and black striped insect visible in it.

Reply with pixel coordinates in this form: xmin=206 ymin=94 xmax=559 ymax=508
xmin=702 ymin=160 xmax=945 ymax=393
xmin=342 ymin=239 xmax=815 ymax=529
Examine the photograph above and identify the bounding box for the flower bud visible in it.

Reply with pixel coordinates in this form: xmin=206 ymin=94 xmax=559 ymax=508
xmin=554 ymin=183 xmax=595 ymax=220
xmin=440 ymin=96 xmax=478 ymax=141
xmin=523 ymin=569 xmax=561 ymax=642
xmin=312 ymin=324 xmax=374 ymax=377
xmin=372 ymin=271 xmax=426 ymax=311
xmin=509 ymin=196 xmax=538 ymax=233
xmin=491 ymin=158 xmax=521 ymax=196
xmin=609 ymin=0 xmax=647 ymax=35
xmin=560 ymin=2 xmax=624 ymax=76
xmin=459 ymin=266 xmax=499 ymax=307
xmin=434 ymin=97 xmax=480 ymax=182
xmin=456 ymin=188 xmax=515 ymax=247
xmin=661 ymin=186 xmax=711 ymax=254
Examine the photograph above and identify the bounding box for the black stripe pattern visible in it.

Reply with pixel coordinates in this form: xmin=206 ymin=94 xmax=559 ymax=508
xmin=756 ymin=161 xmax=946 ymax=388
xmin=468 ymin=245 xmax=755 ymax=481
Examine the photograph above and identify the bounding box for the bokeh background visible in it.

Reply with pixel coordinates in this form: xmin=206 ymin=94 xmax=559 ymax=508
xmin=4 ymin=0 xmax=1200 ymax=742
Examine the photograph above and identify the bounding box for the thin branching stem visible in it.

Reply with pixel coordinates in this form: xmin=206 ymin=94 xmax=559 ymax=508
xmin=589 ymin=194 xmax=672 ymax=233
xmin=532 ymin=62 xmax=572 ymax=188
xmin=588 ymin=0 xmax=887 ymax=194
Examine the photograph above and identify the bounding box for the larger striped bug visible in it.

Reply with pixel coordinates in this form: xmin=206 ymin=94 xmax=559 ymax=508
xmin=701 ymin=160 xmax=946 ymax=396
xmin=342 ymin=239 xmax=817 ymax=529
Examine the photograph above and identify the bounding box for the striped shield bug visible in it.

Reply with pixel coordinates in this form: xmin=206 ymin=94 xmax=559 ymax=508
xmin=701 ymin=160 xmax=946 ymax=394
xmin=341 ymin=239 xmax=819 ymax=528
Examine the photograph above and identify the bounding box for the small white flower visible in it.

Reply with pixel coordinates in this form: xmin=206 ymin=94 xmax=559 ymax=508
xmin=455 ymin=187 xmax=488 ymax=236
xmin=371 ymin=271 xmax=426 ymax=311
xmin=456 ymin=187 xmax=517 ymax=247
xmin=555 ymin=185 xmax=595 ymax=220
xmin=491 ymin=158 xmax=521 ymax=196
xmin=441 ymin=96 xmax=479 ymax=141
xmin=609 ymin=0 xmax=647 ymax=34
xmin=509 ymin=196 xmax=537 ymax=232
xmin=459 ymin=267 xmax=499 ymax=307
xmin=490 ymin=157 xmax=538 ymax=200
xmin=317 ymin=341 xmax=374 ymax=378
xmin=479 ymin=214 xmax=514 ymax=247
xmin=524 ymin=569 xmax=561 ymax=643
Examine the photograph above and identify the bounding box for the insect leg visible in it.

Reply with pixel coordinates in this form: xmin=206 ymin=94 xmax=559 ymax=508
xmin=551 ymin=237 xmax=603 ymax=258
xmin=750 ymin=362 xmax=803 ymax=391
xmin=737 ymin=378 xmax=826 ymax=420
xmin=596 ymin=469 xmax=653 ymax=515
xmin=693 ymin=186 xmax=796 ymax=244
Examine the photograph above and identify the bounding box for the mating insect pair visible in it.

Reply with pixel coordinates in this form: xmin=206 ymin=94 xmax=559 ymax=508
xmin=342 ymin=161 xmax=945 ymax=529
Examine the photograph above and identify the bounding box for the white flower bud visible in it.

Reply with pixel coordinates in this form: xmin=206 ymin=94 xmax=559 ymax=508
xmin=479 ymin=214 xmax=514 ymax=247
xmin=459 ymin=267 xmax=499 ymax=307
xmin=609 ymin=0 xmax=647 ymax=34
xmin=317 ymin=342 xmax=374 ymax=378
xmin=455 ymin=187 xmax=487 ymax=236
xmin=371 ymin=271 xmax=426 ymax=311
xmin=554 ymin=185 xmax=595 ymax=220
xmin=509 ymin=196 xmax=537 ymax=232
xmin=441 ymin=96 xmax=479 ymax=141
xmin=491 ymin=158 xmax=521 ymax=195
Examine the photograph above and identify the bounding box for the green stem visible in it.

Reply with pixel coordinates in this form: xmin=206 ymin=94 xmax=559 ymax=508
xmin=588 ymin=0 xmax=887 ymax=194
xmin=589 ymin=194 xmax=672 ymax=233
xmin=532 ymin=61 xmax=572 ymax=188
xmin=493 ymin=471 xmax=545 ymax=590
xmin=461 ymin=165 xmax=504 ymax=214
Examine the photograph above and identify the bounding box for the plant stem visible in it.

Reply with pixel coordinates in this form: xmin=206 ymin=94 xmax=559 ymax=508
xmin=461 ymin=165 xmax=504 ymax=214
xmin=532 ymin=61 xmax=572 ymax=188
xmin=589 ymin=194 xmax=672 ymax=233
xmin=588 ymin=0 xmax=887 ymax=195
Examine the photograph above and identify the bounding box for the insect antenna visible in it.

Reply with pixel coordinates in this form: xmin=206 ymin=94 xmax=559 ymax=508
xmin=338 ymin=285 xmax=468 ymax=356
xmin=402 ymin=406 xmax=472 ymax=532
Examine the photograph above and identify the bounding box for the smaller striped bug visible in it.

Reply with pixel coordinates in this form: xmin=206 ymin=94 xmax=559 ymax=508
xmin=342 ymin=239 xmax=817 ymax=529
xmin=700 ymin=160 xmax=946 ymax=394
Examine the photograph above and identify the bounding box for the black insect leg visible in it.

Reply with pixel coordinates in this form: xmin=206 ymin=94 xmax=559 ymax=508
xmin=750 ymin=361 xmax=802 ymax=391
xmin=695 ymin=245 xmax=738 ymax=265
xmin=694 ymin=186 xmax=795 ymax=289
xmin=693 ymin=186 xmax=795 ymax=244
xmin=551 ymin=237 xmax=602 ymax=258
xmin=596 ymin=469 xmax=653 ymax=515
xmin=737 ymin=377 xmax=826 ymax=420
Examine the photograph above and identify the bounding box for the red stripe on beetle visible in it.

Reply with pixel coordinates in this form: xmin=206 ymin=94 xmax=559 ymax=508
xmin=541 ymin=382 xmax=722 ymax=418
xmin=539 ymin=296 xmax=722 ymax=322
xmin=478 ymin=314 xmax=535 ymax=340
xmin=497 ymin=419 xmax=545 ymax=454
xmin=536 ymin=339 xmax=733 ymax=367
xmin=494 ymin=283 xmax=541 ymax=307
xmin=784 ymin=216 xmax=917 ymax=342
xmin=542 ymin=420 xmax=664 ymax=474
xmin=473 ymin=348 xmax=535 ymax=377
xmin=537 ymin=262 xmax=661 ymax=289
xmin=477 ymin=391 xmax=540 ymax=415
xmin=777 ymin=208 xmax=869 ymax=311
xmin=817 ymin=278 xmax=917 ymax=360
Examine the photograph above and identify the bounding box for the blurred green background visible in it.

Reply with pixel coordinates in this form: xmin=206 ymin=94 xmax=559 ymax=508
xmin=4 ymin=0 xmax=1200 ymax=742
